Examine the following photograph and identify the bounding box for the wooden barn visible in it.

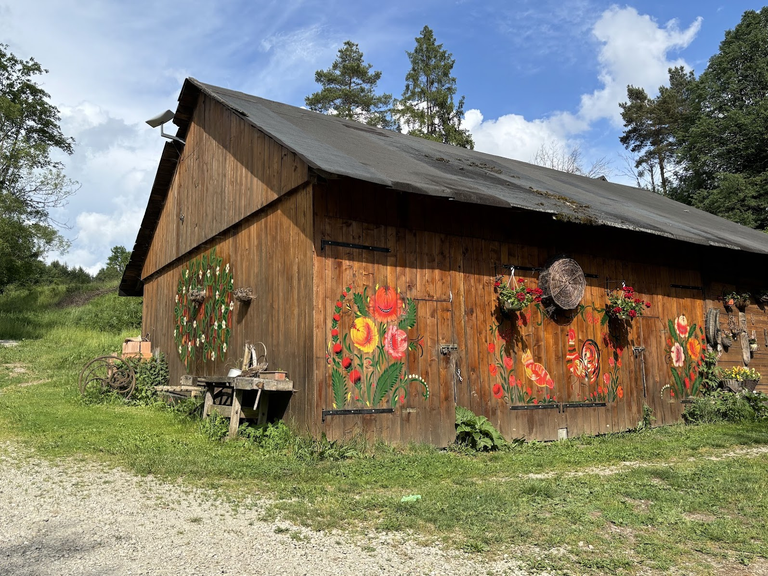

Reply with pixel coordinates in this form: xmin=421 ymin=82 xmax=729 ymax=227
xmin=120 ymin=78 xmax=768 ymax=445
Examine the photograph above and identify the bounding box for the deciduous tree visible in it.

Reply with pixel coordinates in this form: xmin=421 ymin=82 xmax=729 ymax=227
xmin=0 ymin=44 xmax=76 ymax=288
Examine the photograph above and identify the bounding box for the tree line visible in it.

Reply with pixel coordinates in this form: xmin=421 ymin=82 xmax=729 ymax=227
xmin=619 ymin=7 xmax=768 ymax=230
xmin=3 ymin=12 xmax=768 ymax=292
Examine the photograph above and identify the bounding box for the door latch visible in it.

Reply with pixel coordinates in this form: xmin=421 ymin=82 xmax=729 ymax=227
xmin=439 ymin=344 xmax=458 ymax=355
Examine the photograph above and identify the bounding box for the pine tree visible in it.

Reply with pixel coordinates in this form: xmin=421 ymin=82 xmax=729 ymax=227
xmin=397 ymin=26 xmax=474 ymax=149
xmin=305 ymin=41 xmax=393 ymax=129
xmin=619 ymin=67 xmax=694 ymax=196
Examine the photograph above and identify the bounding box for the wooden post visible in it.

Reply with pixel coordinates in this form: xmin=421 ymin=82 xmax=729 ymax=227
xmin=203 ymin=385 xmax=214 ymax=418
xmin=228 ymin=389 xmax=244 ymax=438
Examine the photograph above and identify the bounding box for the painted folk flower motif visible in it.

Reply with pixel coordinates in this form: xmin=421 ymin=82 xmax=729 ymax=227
xmin=670 ymin=343 xmax=685 ymax=367
xmin=350 ymin=317 xmax=378 ymax=353
xmin=383 ymin=324 xmax=408 ymax=359
xmin=327 ymin=285 xmax=427 ymax=409
xmin=487 ymin=317 xmax=557 ymax=405
xmin=173 ymin=248 xmax=233 ymax=371
xmin=368 ymin=286 xmax=404 ymax=322
xmin=665 ymin=314 xmax=705 ymax=399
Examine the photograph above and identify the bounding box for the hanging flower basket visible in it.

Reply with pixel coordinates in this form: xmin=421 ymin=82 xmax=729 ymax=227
xmin=605 ymin=285 xmax=650 ymax=321
xmin=495 ymin=275 xmax=543 ymax=316
xmin=722 ymin=291 xmax=750 ymax=310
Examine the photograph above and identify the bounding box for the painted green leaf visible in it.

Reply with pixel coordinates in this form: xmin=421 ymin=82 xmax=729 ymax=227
xmin=601 ymin=313 xmax=609 ymax=326
xmin=373 ymin=361 xmax=404 ymax=406
xmin=353 ymin=292 xmax=368 ymax=317
xmin=398 ymin=298 xmax=417 ymax=330
xmin=332 ymin=368 xmax=347 ymax=409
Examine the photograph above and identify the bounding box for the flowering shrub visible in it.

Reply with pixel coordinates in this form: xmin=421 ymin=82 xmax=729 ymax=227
xmin=605 ymin=285 xmax=650 ymax=321
xmin=495 ymin=276 xmax=543 ymax=312
xmin=718 ymin=366 xmax=761 ymax=381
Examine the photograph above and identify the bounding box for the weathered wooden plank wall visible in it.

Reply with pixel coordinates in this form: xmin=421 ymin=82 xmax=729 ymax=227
xmin=703 ymin=280 xmax=768 ymax=393
xmin=143 ymin=184 xmax=315 ymax=427
xmin=142 ymin=93 xmax=308 ymax=279
xmin=313 ymin=180 xmax=713 ymax=444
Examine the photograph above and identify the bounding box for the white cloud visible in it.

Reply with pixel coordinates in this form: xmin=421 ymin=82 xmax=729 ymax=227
xmin=579 ymin=7 xmax=702 ymax=125
xmin=467 ymin=6 xmax=701 ymax=167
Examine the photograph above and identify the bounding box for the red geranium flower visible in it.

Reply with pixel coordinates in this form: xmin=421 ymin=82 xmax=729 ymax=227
xmin=492 ymin=383 xmax=504 ymax=398
xmin=629 ymin=310 xmax=637 ymax=318
xmin=368 ymin=286 xmax=403 ymax=322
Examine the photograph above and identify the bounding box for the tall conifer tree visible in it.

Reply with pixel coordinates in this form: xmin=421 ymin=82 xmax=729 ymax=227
xmin=397 ymin=26 xmax=474 ymax=149
xmin=305 ymin=41 xmax=393 ymax=129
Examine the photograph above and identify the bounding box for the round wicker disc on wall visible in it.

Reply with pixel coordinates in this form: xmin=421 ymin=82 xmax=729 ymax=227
xmin=546 ymin=257 xmax=586 ymax=310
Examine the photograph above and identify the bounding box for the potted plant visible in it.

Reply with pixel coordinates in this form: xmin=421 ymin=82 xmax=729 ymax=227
xmin=717 ymin=366 xmax=761 ymax=393
xmin=722 ymin=291 xmax=751 ymax=310
xmin=494 ymin=276 xmax=543 ymax=315
xmin=605 ymin=285 xmax=651 ymax=321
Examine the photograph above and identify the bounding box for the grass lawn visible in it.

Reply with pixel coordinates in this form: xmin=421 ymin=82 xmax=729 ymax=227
xmin=1 ymin=284 xmax=767 ymax=574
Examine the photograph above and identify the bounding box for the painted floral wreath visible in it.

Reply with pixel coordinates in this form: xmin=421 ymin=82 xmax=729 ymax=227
xmin=173 ymin=248 xmax=234 ymax=371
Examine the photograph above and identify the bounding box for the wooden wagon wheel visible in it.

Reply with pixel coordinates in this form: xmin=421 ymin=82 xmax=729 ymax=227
xmin=540 ymin=257 xmax=586 ymax=310
xmin=78 ymin=355 xmax=136 ymax=399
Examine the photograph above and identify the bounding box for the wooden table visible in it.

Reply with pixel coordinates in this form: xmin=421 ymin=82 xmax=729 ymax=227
xmin=196 ymin=376 xmax=295 ymax=438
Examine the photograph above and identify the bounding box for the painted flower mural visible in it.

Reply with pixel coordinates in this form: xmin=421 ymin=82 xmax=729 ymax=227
xmin=664 ymin=314 xmax=706 ymax=399
xmin=328 ymin=285 xmax=428 ymax=409
xmin=173 ymin=248 xmax=233 ymax=371
xmin=488 ymin=317 xmax=557 ymax=405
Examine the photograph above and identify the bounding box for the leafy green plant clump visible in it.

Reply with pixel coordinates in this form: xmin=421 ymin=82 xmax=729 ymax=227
xmin=454 ymin=405 xmax=507 ymax=451
xmin=683 ymin=389 xmax=768 ymax=424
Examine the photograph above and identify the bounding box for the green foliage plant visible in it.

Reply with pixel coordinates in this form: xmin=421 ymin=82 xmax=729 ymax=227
xmin=397 ymin=26 xmax=474 ymax=149
xmin=674 ymin=8 xmax=768 ymax=228
xmin=683 ymin=389 xmax=762 ymax=424
xmin=305 ymin=40 xmax=393 ymax=129
xmin=126 ymin=353 xmax=169 ymax=405
xmin=0 ymin=44 xmax=78 ymax=290
xmin=454 ymin=405 xmax=506 ymax=451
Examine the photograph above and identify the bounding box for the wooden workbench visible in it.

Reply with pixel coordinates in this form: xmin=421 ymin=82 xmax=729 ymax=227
xmin=196 ymin=376 xmax=295 ymax=438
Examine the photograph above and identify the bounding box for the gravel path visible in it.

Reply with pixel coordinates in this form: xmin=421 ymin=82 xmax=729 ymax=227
xmin=0 ymin=443 xmax=533 ymax=576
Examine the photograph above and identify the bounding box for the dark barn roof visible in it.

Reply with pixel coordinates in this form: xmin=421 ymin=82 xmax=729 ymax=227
xmin=120 ymin=78 xmax=768 ymax=295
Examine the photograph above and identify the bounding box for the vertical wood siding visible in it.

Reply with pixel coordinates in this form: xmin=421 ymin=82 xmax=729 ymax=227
xmin=313 ymin=181 xmax=714 ymax=444
xmin=142 ymin=94 xmax=308 ymax=279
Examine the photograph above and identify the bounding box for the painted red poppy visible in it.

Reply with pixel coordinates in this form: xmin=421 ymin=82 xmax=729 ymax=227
xmin=342 ymin=357 xmax=352 ymax=369
xmin=493 ymin=383 xmax=504 ymax=398
xmin=489 ymin=363 xmax=498 ymax=376
xmin=503 ymin=356 xmax=513 ymax=370
xmin=333 ymin=343 xmax=342 ymax=354
xmin=488 ymin=342 xmax=495 ymax=354
xmin=349 ymin=369 xmax=361 ymax=384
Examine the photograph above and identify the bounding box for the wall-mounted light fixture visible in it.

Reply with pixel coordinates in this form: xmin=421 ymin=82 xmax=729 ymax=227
xmin=146 ymin=109 xmax=185 ymax=145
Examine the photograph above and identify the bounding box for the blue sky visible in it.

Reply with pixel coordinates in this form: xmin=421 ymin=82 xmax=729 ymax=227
xmin=0 ymin=0 xmax=763 ymax=273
